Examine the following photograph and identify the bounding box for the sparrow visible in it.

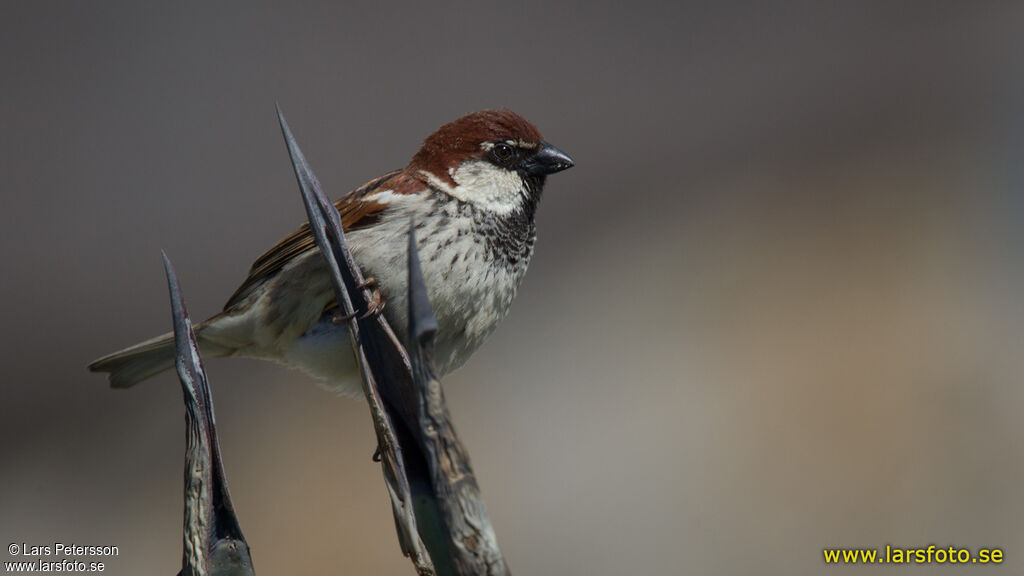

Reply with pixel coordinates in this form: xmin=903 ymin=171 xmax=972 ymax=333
xmin=88 ymin=110 xmax=574 ymax=396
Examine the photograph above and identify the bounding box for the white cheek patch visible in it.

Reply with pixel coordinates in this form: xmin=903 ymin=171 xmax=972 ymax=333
xmin=447 ymin=160 xmax=525 ymax=215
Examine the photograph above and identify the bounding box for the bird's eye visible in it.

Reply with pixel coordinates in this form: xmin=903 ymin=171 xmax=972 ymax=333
xmin=491 ymin=143 xmax=514 ymax=162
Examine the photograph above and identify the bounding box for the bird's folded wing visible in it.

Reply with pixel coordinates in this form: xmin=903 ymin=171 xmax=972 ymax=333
xmin=222 ymin=169 xmax=403 ymax=311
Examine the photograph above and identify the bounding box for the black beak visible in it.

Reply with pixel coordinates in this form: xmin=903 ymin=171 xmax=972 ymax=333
xmin=523 ymin=141 xmax=575 ymax=176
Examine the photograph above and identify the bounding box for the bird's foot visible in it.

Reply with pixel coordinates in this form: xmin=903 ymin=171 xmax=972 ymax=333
xmin=330 ymin=282 xmax=386 ymax=323
xmin=360 ymin=286 xmax=386 ymax=319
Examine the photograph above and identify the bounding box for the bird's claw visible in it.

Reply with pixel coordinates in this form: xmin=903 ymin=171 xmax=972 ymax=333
xmin=332 ymin=310 xmax=356 ymax=324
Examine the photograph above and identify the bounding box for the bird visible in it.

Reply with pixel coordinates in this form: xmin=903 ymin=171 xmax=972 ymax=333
xmin=88 ymin=109 xmax=574 ymax=396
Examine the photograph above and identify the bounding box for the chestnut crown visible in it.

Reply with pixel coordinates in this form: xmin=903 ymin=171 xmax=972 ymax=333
xmin=408 ymin=110 xmax=573 ymax=183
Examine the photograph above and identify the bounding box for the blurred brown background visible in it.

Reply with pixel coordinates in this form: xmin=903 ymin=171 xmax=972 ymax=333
xmin=3 ymin=2 xmax=1024 ymax=574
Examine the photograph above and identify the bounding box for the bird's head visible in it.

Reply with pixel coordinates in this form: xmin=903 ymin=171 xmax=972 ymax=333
xmin=408 ymin=110 xmax=574 ymax=216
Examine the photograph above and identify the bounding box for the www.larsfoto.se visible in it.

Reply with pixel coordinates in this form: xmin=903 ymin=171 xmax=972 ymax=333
xmin=824 ymin=545 xmax=1003 ymax=565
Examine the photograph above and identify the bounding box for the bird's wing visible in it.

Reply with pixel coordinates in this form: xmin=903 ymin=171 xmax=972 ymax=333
xmin=222 ymin=169 xmax=404 ymax=311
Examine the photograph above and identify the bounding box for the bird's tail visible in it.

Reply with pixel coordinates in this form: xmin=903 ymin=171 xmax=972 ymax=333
xmin=88 ymin=322 xmax=236 ymax=388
